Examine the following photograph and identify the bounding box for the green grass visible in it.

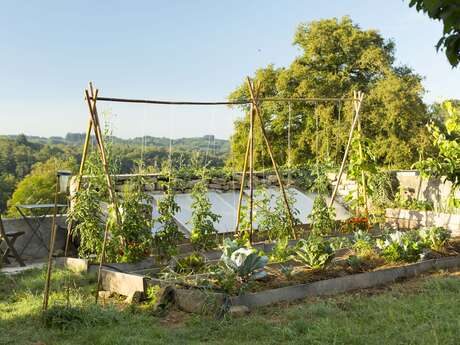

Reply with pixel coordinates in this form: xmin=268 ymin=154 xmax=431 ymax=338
xmin=1 ymin=267 xmax=460 ymax=344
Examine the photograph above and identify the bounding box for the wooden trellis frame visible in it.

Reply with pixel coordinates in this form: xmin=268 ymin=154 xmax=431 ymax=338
xmin=329 ymin=91 xmax=366 ymax=210
xmin=55 ymin=81 xmax=364 ymax=305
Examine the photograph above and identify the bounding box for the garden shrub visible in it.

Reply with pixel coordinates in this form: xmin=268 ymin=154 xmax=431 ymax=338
xmin=270 ymin=236 xmax=294 ymax=263
xmin=108 ymin=175 xmax=154 ymax=263
xmin=256 ymin=187 xmax=300 ymax=241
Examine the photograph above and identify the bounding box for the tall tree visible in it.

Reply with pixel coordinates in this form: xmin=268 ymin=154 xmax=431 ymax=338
xmin=228 ymin=17 xmax=431 ymax=169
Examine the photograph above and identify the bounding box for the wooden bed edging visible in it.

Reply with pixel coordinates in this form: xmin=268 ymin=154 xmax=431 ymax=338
xmin=230 ymin=256 xmax=460 ymax=309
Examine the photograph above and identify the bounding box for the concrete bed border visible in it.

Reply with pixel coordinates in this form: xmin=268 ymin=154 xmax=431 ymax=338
xmin=58 ymin=255 xmax=460 ymax=310
xmin=230 ymin=256 xmax=460 ymax=309
xmin=171 ymin=256 xmax=460 ymax=313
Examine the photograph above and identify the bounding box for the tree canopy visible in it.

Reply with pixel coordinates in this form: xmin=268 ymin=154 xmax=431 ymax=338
xmin=227 ymin=17 xmax=432 ymax=170
xmin=7 ymin=158 xmax=76 ymax=216
xmin=409 ymin=0 xmax=460 ymax=67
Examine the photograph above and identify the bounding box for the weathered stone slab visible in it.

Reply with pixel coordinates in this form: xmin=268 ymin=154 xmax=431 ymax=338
xmin=55 ymin=257 xmax=89 ymax=273
xmin=175 ymin=288 xmax=225 ymax=314
xmin=100 ymin=269 xmax=147 ymax=296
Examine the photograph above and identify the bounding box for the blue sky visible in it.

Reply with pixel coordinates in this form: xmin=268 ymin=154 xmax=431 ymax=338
xmin=1 ymin=1 xmax=459 ymax=139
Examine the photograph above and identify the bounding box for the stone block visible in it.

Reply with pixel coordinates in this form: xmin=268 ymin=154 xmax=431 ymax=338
xmin=229 ymin=305 xmax=250 ymax=317
xmin=101 ymin=269 xmax=147 ymax=296
xmin=175 ymin=288 xmax=225 ymax=314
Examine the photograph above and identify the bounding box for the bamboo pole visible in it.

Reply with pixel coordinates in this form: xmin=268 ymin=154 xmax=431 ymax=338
xmin=95 ymin=221 xmax=110 ymax=303
xmin=246 ymin=78 xmax=295 ymax=238
xmin=84 ymin=88 xmax=122 ymax=228
xmin=84 ymin=84 xmax=122 ymax=303
xmin=329 ymin=91 xmax=364 ymax=208
xmin=357 ymin=117 xmax=369 ymax=216
xmin=249 ymin=103 xmax=255 ymax=242
xmin=92 ymin=96 xmax=353 ymax=106
xmin=234 ymin=131 xmax=251 ymax=235
xmin=234 ymin=82 xmax=262 ymax=238
xmin=42 ymin=173 xmax=60 ymax=311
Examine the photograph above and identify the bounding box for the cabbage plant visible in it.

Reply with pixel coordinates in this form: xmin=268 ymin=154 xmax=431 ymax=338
xmin=220 ymin=239 xmax=268 ymax=281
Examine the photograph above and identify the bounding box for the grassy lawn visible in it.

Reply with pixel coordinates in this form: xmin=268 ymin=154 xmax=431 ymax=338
xmin=1 ymin=268 xmax=460 ymax=345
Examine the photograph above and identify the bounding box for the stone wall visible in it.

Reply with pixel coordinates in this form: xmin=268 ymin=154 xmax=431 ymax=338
xmin=74 ymin=172 xmax=299 ymax=196
xmin=1 ymin=215 xmax=67 ymax=260
xmin=392 ymin=170 xmax=460 ymax=210
xmin=385 ymin=208 xmax=460 ymax=236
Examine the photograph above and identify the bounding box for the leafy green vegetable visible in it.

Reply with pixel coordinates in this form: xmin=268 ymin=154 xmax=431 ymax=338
xmin=220 ymin=239 xmax=268 ymax=282
xmin=294 ymin=236 xmax=334 ymax=269
xmin=376 ymin=230 xmax=425 ymax=263
xmin=419 ymin=227 xmax=451 ymax=252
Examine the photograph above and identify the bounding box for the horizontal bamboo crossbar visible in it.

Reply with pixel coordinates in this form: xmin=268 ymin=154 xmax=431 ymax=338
xmin=92 ymin=96 xmax=352 ymax=106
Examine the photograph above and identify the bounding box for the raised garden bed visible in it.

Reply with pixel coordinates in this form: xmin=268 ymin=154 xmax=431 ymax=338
xmin=56 ymin=231 xmax=460 ymax=315
xmin=80 ymin=243 xmax=460 ymax=314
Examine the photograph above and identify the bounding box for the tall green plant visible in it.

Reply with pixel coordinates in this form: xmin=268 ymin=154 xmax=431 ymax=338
xmin=308 ymin=195 xmax=336 ymax=236
xmin=190 ymin=180 xmax=221 ymax=251
xmin=69 ymin=123 xmax=154 ymax=262
xmin=109 ymin=175 xmax=154 ymax=262
xmin=153 ymin=178 xmax=184 ymax=258
xmin=68 ymin=149 xmax=107 ymax=259
xmin=346 ymin=133 xmax=377 ymax=213
xmin=256 ymin=187 xmax=299 ymax=241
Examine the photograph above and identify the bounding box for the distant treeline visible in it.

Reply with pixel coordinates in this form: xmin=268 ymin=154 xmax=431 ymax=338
xmin=0 ymin=133 xmax=229 ymax=213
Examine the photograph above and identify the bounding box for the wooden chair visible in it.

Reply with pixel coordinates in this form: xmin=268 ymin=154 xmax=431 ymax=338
xmin=0 ymin=214 xmax=26 ymax=267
